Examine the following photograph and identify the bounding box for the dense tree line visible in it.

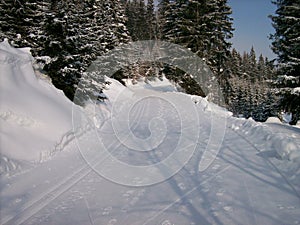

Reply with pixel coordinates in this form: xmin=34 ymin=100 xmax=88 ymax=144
xmin=270 ymin=0 xmax=300 ymax=124
xmin=0 ymin=0 xmax=298 ymax=123
xmin=225 ymin=47 xmax=277 ymax=121
xmin=0 ymin=0 xmax=130 ymax=100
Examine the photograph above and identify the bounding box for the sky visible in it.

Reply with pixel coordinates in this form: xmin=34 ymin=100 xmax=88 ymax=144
xmin=228 ymin=0 xmax=277 ymax=59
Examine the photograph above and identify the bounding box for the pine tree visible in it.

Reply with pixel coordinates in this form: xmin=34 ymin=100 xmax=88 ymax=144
xmin=125 ymin=0 xmax=148 ymax=41
xmin=157 ymin=0 xmax=233 ymax=98
xmin=207 ymin=0 xmax=234 ymax=75
xmin=157 ymin=0 xmax=170 ymax=39
xmin=146 ymin=0 xmax=156 ymax=40
xmin=248 ymin=47 xmax=258 ymax=82
xmin=160 ymin=0 xmax=234 ymax=75
xmin=270 ymin=0 xmax=300 ymax=78
xmin=41 ymin=0 xmax=130 ymax=101
xmin=226 ymin=47 xmax=277 ymax=121
xmin=270 ymin=0 xmax=300 ymax=124
xmin=0 ymin=0 xmax=46 ymax=52
xmin=160 ymin=0 xmax=187 ymax=45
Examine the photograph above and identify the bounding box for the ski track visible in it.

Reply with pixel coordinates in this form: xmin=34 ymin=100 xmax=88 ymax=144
xmin=1 ymin=126 xmax=124 ymax=225
xmin=230 ymin=127 xmax=300 ymax=200
xmin=142 ymin=165 xmax=232 ymax=225
xmin=2 ymin=97 xmax=300 ymax=224
xmin=3 ymin=118 xmax=300 ymax=225
xmin=1 ymin=125 xmax=95 ymax=224
xmin=2 ymin=159 xmax=93 ymax=225
xmin=2 ymin=123 xmax=300 ymax=225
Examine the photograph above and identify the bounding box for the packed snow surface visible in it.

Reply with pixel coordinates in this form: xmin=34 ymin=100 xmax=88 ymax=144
xmin=1 ymin=42 xmax=300 ymax=225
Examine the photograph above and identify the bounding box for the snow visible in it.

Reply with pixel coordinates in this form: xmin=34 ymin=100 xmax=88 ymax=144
xmin=124 ymin=76 xmax=178 ymax=93
xmin=266 ymin=116 xmax=282 ymax=124
xmin=296 ymin=120 xmax=300 ymax=128
xmin=292 ymin=87 xmax=300 ymax=95
xmin=282 ymin=112 xmax=293 ymax=123
xmin=282 ymin=75 xmax=297 ymax=81
xmin=0 ymin=40 xmax=76 ymax=163
xmin=1 ymin=42 xmax=300 ymax=225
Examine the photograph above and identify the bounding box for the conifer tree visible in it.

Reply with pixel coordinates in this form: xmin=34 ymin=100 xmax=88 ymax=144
xmin=42 ymin=0 xmax=130 ymax=101
xmin=270 ymin=0 xmax=300 ymax=78
xmin=0 ymin=0 xmax=46 ymax=53
xmin=146 ymin=0 xmax=156 ymax=40
xmin=270 ymin=0 xmax=300 ymax=124
xmin=125 ymin=0 xmax=148 ymax=41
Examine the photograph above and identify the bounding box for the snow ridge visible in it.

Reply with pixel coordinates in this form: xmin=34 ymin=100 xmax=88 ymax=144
xmin=229 ymin=117 xmax=300 ymax=162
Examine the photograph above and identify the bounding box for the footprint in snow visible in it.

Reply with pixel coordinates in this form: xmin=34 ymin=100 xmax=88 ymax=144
xmin=102 ymin=206 xmax=112 ymax=216
xmin=107 ymin=219 xmax=117 ymax=225
xmin=216 ymin=192 xmax=224 ymax=197
xmin=122 ymin=190 xmax=134 ymax=198
xmin=178 ymin=183 xmax=186 ymax=190
xmin=15 ymin=198 xmax=22 ymax=203
xmin=129 ymin=196 xmax=139 ymax=206
xmin=161 ymin=220 xmax=174 ymax=225
xmin=223 ymin=206 xmax=233 ymax=212
xmin=212 ymin=164 xmax=220 ymax=170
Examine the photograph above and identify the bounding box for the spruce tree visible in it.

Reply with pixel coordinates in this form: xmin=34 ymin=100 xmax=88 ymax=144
xmin=248 ymin=47 xmax=258 ymax=82
xmin=270 ymin=0 xmax=300 ymax=124
xmin=146 ymin=0 xmax=156 ymax=40
xmin=157 ymin=0 xmax=169 ymax=39
xmin=125 ymin=0 xmax=148 ymax=41
xmin=270 ymin=0 xmax=300 ymax=78
xmin=41 ymin=0 xmax=130 ymax=101
xmin=207 ymin=0 xmax=234 ymax=75
xmin=0 ymin=0 xmax=46 ymax=52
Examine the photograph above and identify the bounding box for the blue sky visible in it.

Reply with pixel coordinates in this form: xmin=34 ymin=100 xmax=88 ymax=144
xmin=228 ymin=0 xmax=277 ymax=59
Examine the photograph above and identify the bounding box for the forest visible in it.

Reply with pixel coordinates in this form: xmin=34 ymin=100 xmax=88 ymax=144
xmin=0 ymin=0 xmax=299 ymax=124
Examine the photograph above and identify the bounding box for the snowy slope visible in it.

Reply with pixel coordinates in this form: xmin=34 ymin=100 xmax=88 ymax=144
xmin=0 ymin=40 xmax=76 ymax=166
xmin=1 ymin=43 xmax=300 ymax=225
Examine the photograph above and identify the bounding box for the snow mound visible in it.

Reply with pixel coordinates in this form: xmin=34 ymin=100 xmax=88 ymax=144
xmin=106 ymin=75 xmax=299 ymax=164
xmin=292 ymin=87 xmax=300 ymax=95
xmin=124 ymin=76 xmax=178 ymax=92
xmin=0 ymin=40 xmax=75 ymax=164
xmin=229 ymin=117 xmax=300 ymax=162
xmin=266 ymin=116 xmax=282 ymax=124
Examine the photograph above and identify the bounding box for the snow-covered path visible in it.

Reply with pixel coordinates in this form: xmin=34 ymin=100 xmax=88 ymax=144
xmin=1 ymin=99 xmax=300 ymax=225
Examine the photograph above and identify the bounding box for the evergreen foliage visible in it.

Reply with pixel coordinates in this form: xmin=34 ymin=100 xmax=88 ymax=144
xmin=270 ymin=0 xmax=300 ymax=124
xmin=1 ymin=0 xmax=130 ymax=101
xmin=226 ymin=48 xmax=277 ymax=122
xmin=0 ymin=0 xmax=46 ymax=52
xmin=158 ymin=0 xmax=234 ymax=75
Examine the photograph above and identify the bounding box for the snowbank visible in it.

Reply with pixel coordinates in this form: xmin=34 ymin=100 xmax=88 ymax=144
xmin=230 ymin=117 xmax=300 ymax=162
xmin=266 ymin=116 xmax=282 ymax=124
xmin=124 ymin=75 xmax=178 ymax=93
xmin=292 ymin=87 xmax=300 ymax=95
xmin=110 ymin=74 xmax=300 ymax=164
xmin=0 ymin=40 xmax=75 ymax=163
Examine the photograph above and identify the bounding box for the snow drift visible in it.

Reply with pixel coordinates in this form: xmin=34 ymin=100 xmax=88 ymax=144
xmin=0 ymin=40 xmax=75 ymax=163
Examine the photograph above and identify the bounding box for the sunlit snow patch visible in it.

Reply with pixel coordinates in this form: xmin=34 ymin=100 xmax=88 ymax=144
xmin=0 ymin=40 xmax=75 ymax=164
